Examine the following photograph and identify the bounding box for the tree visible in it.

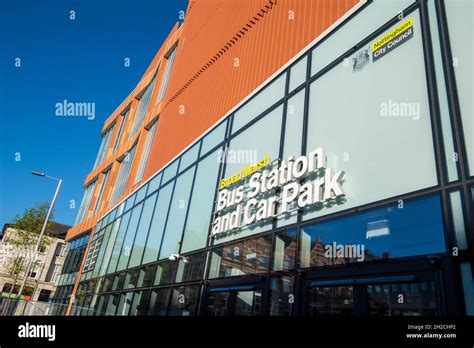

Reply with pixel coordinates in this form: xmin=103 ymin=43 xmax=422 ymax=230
xmin=1 ymin=203 xmax=55 ymax=300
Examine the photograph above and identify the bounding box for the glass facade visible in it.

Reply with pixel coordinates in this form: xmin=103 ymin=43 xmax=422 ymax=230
xmin=56 ymin=0 xmax=473 ymax=316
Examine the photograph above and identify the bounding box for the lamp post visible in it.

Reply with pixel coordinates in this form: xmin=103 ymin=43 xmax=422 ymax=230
xmin=16 ymin=172 xmax=62 ymax=307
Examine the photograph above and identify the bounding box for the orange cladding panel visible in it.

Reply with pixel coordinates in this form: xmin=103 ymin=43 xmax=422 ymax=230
xmin=144 ymin=0 xmax=359 ymax=179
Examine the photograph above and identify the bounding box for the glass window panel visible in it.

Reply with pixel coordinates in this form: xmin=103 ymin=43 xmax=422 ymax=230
xmin=105 ymin=293 xmax=119 ymax=315
xmin=128 ymin=192 xmax=159 ymax=268
xmin=153 ymin=261 xmax=177 ymax=286
xmin=92 ymin=224 xmax=112 ymax=278
xmin=269 ymin=276 xmax=294 ymax=315
xmin=94 ymin=124 xmax=115 ymax=168
xmin=159 ymin=166 xmax=196 ymax=259
xmin=277 ymin=89 xmax=305 ymax=228
xmin=208 ymin=235 xmax=271 ymax=278
xmin=113 ymin=109 xmax=129 ymax=151
xmin=94 ymin=170 xmax=110 ymax=215
xmin=181 ymin=150 xmax=221 ymax=253
xmin=124 ymin=192 xmax=136 ymax=212
xmin=215 ymin=105 xmax=283 ymax=244
xmin=162 ymin=159 xmax=179 ymax=184
xmin=201 ymin=120 xmax=227 ymax=156
xmin=168 ymin=286 xmax=200 ymax=316
xmin=149 ymin=288 xmax=172 ymax=316
xmin=101 ymin=275 xmax=113 ymax=292
xmin=135 ymin=121 xmax=158 ymax=184
xmin=460 ymin=262 xmax=474 ymax=315
xmin=272 ymin=229 xmax=297 ymax=271
xmin=289 ymin=55 xmax=307 ymax=92
xmin=232 ymin=73 xmax=286 ymax=133
xmin=137 ymin=264 xmax=157 ymax=288
xmin=129 ymin=290 xmax=152 ymax=316
xmin=147 ymin=172 xmax=163 ymax=195
xmin=130 ymin=76 xmax=156 ymax=137
xmin=305 ymin=11 xmax=437 ymax=222
xmin=427 ymin=0 xmax=459 ymax=181
xmin=179 ymin=143 xmax=200 ymax=173
xmin=99 ymin=218 xmax=120 ymax=277
xmin=449 ymin=190 xmax=468 ymax=250
xmin=175 ymin=252 xmax=206 ymax=283
xmin=107 ymin=211 xmax=132 ymax=274
xmin=75 ymin=180 xmax=97 ymax=225
xmin=299 ymin=195 xmax=446 ymax=268
xmin=123 ymin=269 xmax=140 ymax=290
xmin=112 ymin=273 xmax=126 ymax=291
xmin=444 ymin=0 xmax=474 ymax=175
xmin=116 ymin=204 xmax=143 ymax=272
xmin=135 ymin=184 xmax=148 ymax=204
xmin=311 ymin=0 xmax=416 ymax=75
xmin=225 ymin=104 xmax=283 ymax=178
xmin=109 ymin=145 xmax=137 ymax=207
xmin=157 ymin=46 xmax=177 ymax=102
xmin=116 ymin=292 xmax=134 ymax=316
xmin=142 ymin=182 xmax=174 ymax=264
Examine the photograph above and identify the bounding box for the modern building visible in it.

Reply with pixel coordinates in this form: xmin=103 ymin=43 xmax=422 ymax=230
xmin=0 ymin=223 xmax=68 ymax=314
xmin=52 ymin=0 xmax=474 ymax=316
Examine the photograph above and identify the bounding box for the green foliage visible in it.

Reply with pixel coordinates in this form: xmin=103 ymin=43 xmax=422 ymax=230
xmin=1 ymin=203 xmax=55 ymax=290
xmin=10 ymin=202 xmax=54 ymax=250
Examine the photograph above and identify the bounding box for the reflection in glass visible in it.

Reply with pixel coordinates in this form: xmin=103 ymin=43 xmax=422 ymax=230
xmin=129 ymin=290 xmax=152 ymax=316
xmin=159 ymin=166 xmax=196 ymax=259
xmin=449 ymin=190 xmax=468 ymax=249
xmin=148 ymin=288 xmax=172 ymax=315
xmin=208 ymin=235 xmax=272 ymax=279
xmin=116 ymin=292 xmax=134 ymax=316
xmin=299 ymin=195 xmax=445 ymax=268
xmin=116 ymin=204 xmax=143 ymax=271
xmin=137 ymin=264 xmax=157 ymax=288
xmin=154 ymin=261 xmax=177 ymax=286
xmin=104 ymin=293 xmax=119 ymax=315
xmin=175 ymin=252 xmax=206 ymax=283
xmin=106 ymin=212 xmax=131 ymax=274
xmin=272 ymin=230 xmax=297 ymax=271
xmin=307 ymin=286 xmax=353 ymax=316
xmin=269 ymin=276 xmax=293 ymax=315
xmin=181 ymin=150 xmax=221 ymax=253
xmin=128 ymin=192 xmax=158 ymax=268
xmin=367 ymin=281 xmax=438 ymax=316
xmin=168 ymin=286 xmax=200 ymax=316
xmin=207 ymin=291 xmax=231 ymax=316
xmin=235 ymin=290 xmax=262 ymax=316
xmin=142 ymin=182 xmax=174 ymax=264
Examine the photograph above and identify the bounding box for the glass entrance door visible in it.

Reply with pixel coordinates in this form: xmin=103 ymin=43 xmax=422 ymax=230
xmin=305 ymin=273 xmax=440 ymax=316
xmin=206 ymin=287 xmax=262 ymax=316
xmin=366 ymin=280 xmax=438 ymax=316
xmin=307 ymin=285 xmax=354 ymax=316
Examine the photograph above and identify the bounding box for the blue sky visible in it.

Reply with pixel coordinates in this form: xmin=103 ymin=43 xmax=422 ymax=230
xmin=0 ymin=0 xmax=188 ymax=227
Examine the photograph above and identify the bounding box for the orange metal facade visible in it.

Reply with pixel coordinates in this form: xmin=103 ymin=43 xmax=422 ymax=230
xmin=65 ymin=0 xmax=359 ymax=311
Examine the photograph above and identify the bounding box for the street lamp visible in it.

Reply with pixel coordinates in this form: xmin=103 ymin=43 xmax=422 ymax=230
xmin=16 ymin=172 xmax=62 ymax=304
